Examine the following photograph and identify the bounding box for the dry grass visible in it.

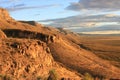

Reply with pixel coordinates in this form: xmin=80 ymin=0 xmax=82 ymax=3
xmin=80 ymin=35 xmax=120 ymax=68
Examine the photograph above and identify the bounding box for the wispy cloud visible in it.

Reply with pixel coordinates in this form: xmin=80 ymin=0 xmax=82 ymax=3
xmin=80 ymin=31 xmax=120 ymax=34
xmin=12 ymin=3 xmax=25 ymax=8
xmin=66 ymin=0 xmax=120 ymax=11
xmin=0 ymin=0 xmax=20 ymax=4
xmin=39 ymin=14 xmax=120 ymax=27
xmin=6 ymin=4 xmax=60 ymax=12
xmin=0 ymin=0 xmax=23 ymax=10
xmin=64 ymin=25 xmax=120 ymax=34
xmin=0 ymin=1 xmax=10 ymax=4
xmin=0 ymin=0 xmax=61 ymax=12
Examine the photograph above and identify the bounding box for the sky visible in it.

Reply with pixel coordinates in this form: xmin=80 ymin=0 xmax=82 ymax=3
xmin=0 ymin=0 xmax=79 ymax=20
xmin=0 ymin=0 xmax=120 ymax=34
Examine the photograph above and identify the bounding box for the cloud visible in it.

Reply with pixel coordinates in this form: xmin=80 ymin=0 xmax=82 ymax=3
xmin=13 ymin=3 xmax=25 ymax=7
xmin=0 ymin=0 xmax=61 ymax=12
xmin=0 ymin=0 xmax=20 ymax=4
xmin=66 ymin=0 xmax=120 ymax=11
xmin=40 ymin=14 xmax=120 ymax=34
xmin=80 ymin=30 xmax=120 ymax=34
xmin=104 ymin=14 xmax=119 ymax=17
xmin=77 ymin=22 xmax=100 ymax=27
xmin=0 ymin=0 xmax=24 ymax=10
xmin=0 ymin=1 xmax=10 ymax=4
xmin=6 ymin=4 xmax=60 ymax=12
xmin=39 ymin=14 xmax=120 ymax=28
xmin=64 ymin=25 xmax=120 ymax=33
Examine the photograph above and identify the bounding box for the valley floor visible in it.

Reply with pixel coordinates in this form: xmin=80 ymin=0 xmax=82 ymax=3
xmin=79 ymin=35 xmax=120 ymax=68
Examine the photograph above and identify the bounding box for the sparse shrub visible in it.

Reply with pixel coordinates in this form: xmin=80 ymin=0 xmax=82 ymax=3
xmin=37 ymin=76 xmax=48 ymax=80
xmin=0 ymin=75 xmax=3 ymax=80
xmin=0 ymin=75 xmax=12 ymax=80
xmin=47 ymin=69 xmax=58 ymax=80
xmin=83 ymin=73 xmax=94 ymax=80
xmin=37 ymin=76 xmax=42 ymax=80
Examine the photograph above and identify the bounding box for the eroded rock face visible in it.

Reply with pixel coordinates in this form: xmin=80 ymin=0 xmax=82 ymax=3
xmin=0 ymin=29 xmax=7 ymax=38
xmin=0 ymin=8 xmax=13 ymax=21
xmin=3 ymin=29 xmax=56 ymax=43
xmin=0 ymin=39 xmax=81 ymax=80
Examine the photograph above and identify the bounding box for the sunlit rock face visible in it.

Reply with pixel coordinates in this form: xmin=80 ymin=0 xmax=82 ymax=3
xmin=0 ymin=8 xmax=13 ymax=21
xmin=0 ymin=29 xmax=7 ymax=38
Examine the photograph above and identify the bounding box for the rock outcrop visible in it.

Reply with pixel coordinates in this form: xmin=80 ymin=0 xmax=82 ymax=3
xmin=0 ymin=8 xmax=13 ymax=21
xmin=0 ymin=29 xmax=7 ymax=38
xmin=2 ymin=29 xmax=56 ymax=43
xmin=0 ymin=39 xmax=81 ymax=80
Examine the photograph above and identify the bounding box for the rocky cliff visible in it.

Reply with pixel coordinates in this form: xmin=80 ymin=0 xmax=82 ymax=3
xmin=0 ymin=8 xmax=13 ymax=21
xmin=0 ymin=38 xmax=81 ymax=80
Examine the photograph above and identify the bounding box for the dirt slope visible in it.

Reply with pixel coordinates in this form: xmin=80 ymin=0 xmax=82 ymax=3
xmin=48 ymin=37 xmax=120 ymax=79
xmin=0 ymin=8 xmax=120 ymax=79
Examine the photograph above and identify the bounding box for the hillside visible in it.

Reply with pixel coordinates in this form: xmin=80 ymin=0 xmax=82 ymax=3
xmin=0 ymin=8 xmax=120 ymax=80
